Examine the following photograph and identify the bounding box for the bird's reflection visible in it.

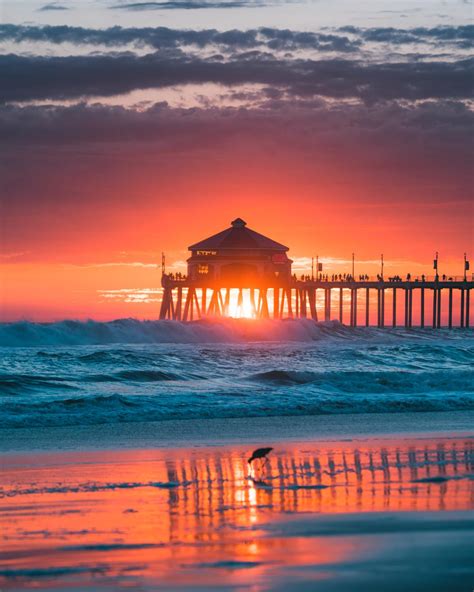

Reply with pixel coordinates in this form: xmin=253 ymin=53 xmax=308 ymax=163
xmin=160 ymin=438 xmax=473 ymax=530
xmin=249 ymin=477 xmax=273 ymax=489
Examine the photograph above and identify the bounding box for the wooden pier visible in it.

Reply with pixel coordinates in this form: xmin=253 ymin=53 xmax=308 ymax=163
xmin=159 ymin=218 xmax=472 ymax=328
xmin=160 ymin=277 xmax=472 ymax=328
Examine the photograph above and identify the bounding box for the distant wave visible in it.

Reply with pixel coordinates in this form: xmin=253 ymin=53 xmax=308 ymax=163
xmin=1 ymin=318 xmax=473 ymax=347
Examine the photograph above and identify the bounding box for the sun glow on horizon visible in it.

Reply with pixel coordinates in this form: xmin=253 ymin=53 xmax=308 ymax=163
xmin=227 ymin=289 xmax=256 ymax=319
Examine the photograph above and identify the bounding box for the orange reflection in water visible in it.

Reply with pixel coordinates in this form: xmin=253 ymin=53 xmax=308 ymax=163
xmin=1 ymin=436 xmax=473 ymax=590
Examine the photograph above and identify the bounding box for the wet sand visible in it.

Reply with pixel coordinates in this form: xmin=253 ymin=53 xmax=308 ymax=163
xmin=2 ymin=409 xmax=473 ymax=453
xmin=1 ymin=430 xmax=473 ymax=591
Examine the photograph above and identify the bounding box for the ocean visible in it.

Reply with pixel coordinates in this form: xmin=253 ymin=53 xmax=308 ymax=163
xmin=1 ymin=318 xmax=473 ymax=429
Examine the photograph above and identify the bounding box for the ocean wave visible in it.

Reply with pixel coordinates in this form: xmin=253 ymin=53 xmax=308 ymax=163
xmin=249 ymin=370 xmax=320 ymax=385
xmin=0 ymin=373 xmax=78 ymax=395
xmin=1 ymin=319 xmax=473 ymax=429
xmin=249 ymin=369 xmax=474 ymax=393
xmin=2 ymin=388 xmax=473 ymax=428
xmin=80 ymin=372 xmax=182 ymax=383
xmin=2 ymin=365 xmax=471 ymax=397
xmin=114 ymin=369 xmax=181 ymax=382
xmin=76 ymin=349 xmax=173 ymax=363
xmin=1 ymin=318 xmax=473 ymax=347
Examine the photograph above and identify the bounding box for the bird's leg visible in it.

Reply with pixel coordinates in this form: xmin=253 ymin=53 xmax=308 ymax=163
xmin=261 ymin=457 xmax=271 ymax=477
xmin=250 ymin=460 xmax=257 ymax=477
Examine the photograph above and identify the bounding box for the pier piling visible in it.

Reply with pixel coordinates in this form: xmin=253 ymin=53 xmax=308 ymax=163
xmin=365 ymin=288 xmax=369 ymax=327
xmin=392 ymin=288 xmax=397 ymax=327
xmin=160 ymin=276 xmax=472 ymax=329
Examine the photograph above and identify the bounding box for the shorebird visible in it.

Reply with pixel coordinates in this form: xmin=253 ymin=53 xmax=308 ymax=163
xmin=248 ymin=447 xmax=273 ymax=471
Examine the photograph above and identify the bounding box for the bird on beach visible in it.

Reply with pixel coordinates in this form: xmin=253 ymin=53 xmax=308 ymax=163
xmin=248 ymin=447 xmax=273 ymax=472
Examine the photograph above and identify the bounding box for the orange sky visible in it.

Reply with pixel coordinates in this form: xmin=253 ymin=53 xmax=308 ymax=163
xmin=2 ymin=142 xmax=473 ymax=321
xmin=1 ymin=93 xmax=473 ymax=323
xmin=2 ymin=193 xmax=471 ymax=322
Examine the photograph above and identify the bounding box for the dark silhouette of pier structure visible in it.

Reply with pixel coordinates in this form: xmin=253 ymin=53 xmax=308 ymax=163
xmin=160 ymin=218 xmax=472 ymax=328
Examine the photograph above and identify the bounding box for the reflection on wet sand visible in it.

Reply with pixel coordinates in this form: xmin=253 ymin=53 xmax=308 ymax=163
xmin=1 ymin=437 xmax=473 ymax=590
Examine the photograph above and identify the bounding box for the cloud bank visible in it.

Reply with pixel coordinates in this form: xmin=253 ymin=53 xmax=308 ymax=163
xmin=1 ymin=52 xmax=472 ymax=104
xmin=0 ymin=23 xmax=472 ymax=264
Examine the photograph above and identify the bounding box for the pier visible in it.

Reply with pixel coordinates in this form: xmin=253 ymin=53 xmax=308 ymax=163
xmin=160 ymin=219 xmax=472 ymax=328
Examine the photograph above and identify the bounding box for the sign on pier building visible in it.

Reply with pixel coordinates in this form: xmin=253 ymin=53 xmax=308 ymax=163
xmin=187 ymin=218 xmax=293 ymax=286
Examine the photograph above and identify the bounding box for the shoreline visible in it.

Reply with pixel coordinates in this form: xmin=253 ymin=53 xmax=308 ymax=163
xmin=2 ymin=410 xmax=473 ymax=454
xmin=2 ymin=429 xmax=473 ymax=590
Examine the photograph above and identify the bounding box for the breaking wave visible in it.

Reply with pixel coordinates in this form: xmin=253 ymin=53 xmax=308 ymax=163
xmin=1 ymin=318 xmax=472 ymax=347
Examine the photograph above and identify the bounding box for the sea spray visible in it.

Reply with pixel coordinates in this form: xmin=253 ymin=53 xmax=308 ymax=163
xmin=1 ymin=317 xmax=473 ymax=347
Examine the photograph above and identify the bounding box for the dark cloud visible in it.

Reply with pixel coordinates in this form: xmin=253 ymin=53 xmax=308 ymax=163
xmin=1 ymin=98 xmax=472 ymax=261
xmin=0 ymin=24 xmax=472 ymax=266
xmin=112 ymin=0 xmax=265 ymax=8
xmin=1 ymin=24 xmax=470 ymax=53
xmin=0 ymin=24 xmax=360 ymax=53
xmin=1 ymin=99 xmax=472 ymax=149
xmin=1 ymin=50 xmax=472 ymax=104
xmin=1 ymin=100 xmax=471 ymax=192
xmin=259 ymin=28 xmax=359 ymax=52
xmin=39 ymin=2 xmax=70 ymax=10
xmin=340 ymin=25 xmax=474 ymax=49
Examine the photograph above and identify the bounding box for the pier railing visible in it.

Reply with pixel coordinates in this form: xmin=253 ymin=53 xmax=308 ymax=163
xmin=300 ymin=275 xmax=472 ymax=283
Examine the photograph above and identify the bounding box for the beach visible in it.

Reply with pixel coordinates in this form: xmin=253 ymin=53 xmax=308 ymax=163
xmin=1 ymin=412 xmax=473 ymax=591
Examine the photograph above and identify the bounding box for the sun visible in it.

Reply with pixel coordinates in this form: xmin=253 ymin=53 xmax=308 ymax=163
xmin=236 ymin=299 xmax=255 ymax=319
xmin=228 ymin=289 xmax=256 ymax=319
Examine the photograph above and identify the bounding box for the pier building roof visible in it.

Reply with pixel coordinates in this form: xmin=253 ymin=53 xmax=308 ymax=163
xmin=188 ymin=218 xmax=289 ymax=252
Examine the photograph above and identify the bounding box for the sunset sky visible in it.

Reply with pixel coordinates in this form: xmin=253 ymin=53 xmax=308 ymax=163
xmin=1 ymin=0 xmax=472 ymax=320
